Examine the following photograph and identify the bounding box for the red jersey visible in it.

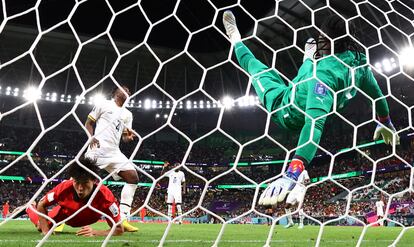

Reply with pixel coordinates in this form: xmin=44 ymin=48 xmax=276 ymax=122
xmin=42 ymin=180 xmax=120 ymax=227
xmin=2 ymin=202 xmax=9 ymax=216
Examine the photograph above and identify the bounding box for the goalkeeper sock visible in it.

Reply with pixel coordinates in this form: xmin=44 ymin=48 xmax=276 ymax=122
xmin=168 ymin=204 xmax=173 ymax=218
xmin=120 ymin=183 xmax=137 ymax=220
xmin=286 ymin=159 xmax=305 ymax=180
xmin=285 ymin=208 xmax=294 ymax=225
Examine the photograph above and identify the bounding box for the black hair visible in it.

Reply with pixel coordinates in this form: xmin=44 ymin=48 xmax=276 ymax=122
xmin=68 ymin=158 xmax=99 ymax=182
xmin=111 ymin=85 xmax=129 ymax=97
xmin=317 ymin=15 xmax=363 ymax=59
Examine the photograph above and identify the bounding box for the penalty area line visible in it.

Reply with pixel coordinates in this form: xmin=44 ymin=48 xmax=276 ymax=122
xmin=0 ymin=239 xmax=397 ymax=243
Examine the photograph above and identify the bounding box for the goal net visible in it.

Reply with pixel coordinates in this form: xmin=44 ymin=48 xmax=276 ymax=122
xmin=0 ymin=0 xmax=413 ymax=246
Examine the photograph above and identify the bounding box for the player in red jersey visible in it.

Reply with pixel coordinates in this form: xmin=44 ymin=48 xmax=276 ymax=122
xmin=26 ymin=159 xmax=124 ymax=236
xmin=2 ymin=200 xmax=9 ymax=219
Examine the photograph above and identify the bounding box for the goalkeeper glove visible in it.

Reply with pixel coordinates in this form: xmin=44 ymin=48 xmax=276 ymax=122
xmin=373 ymin=116 xmax=400 ymax=145
xmin=258 ymin=159 xmax=304 ymax=206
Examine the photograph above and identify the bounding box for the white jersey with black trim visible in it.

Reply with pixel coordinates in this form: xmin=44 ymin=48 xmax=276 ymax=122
xmin=88 ymin=99 xmax=133 ymax=150
xmin=167 ymin=170 xmax=185 ymax=194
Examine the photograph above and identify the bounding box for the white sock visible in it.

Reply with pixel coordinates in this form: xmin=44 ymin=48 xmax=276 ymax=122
xmin=168 ymin=204 xmax=173 ymax=218
xmin=285 ymin=208 xmax=293 ymax=224
xmin=177 ymin=204 xmax=183 ymax=221
xmin=120 ymin=183 xmax=137 ymax=220
xmin=299 ymin=211 xmax=304 ymax=225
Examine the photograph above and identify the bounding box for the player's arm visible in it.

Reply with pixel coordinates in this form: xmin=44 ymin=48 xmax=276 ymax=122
xmin=85 ymin=106 xmax=101 ymax=148
xmin=121 ymin=128 xmax=135 ymax=143
xmin=160 ymin=161 xmax=169 ymax=176
xmin=36 ymin=188 xmax=60 ymax=235
xmin=182 ymin=181 xmax=187 ymax=195
xmin=77 ymin=201 xmax=124 ymax=237
xmin=182 ymin=173 xmax=186 ymax=194
xmin=360 ymin=67 xmax=399 ymax=145
xmin=121 ymin=113 xmax=135 ymax=143
xmin=76 ymin=224 xmax=123 ymax=237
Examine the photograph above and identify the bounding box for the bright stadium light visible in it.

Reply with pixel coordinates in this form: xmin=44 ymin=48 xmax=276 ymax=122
xmin=13 ymin=88 xmax=19 ymax=96
xmin=400 ymin=46 xmax=414 ymax=68
xmin=222 ymin=96 xmax=234 ymax=109
xmin=163 ymin=114 xmax=168 ymax=119
xmin=23 ymin=86 xmax=41 ymax=102
xmin=93 ymin=93 xmax=105 ymax=105
xmin=144 ymin=99 xmax=151 ymax=109
xmin=51 ymin=92 xmax=57 ymax=102
xmin=155 ymin=113 xmax=160 ymax=118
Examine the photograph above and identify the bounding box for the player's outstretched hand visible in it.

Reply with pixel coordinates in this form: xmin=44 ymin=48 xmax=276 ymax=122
xmin=122 ymin=129 xmax=136 ymax=142
xmin=258 ymin=176 xmax=296 ymax=206
xmin=373 ymin=117 xmax=400 ymax=145
xmin=90 ymin=137 xmax=100 ymax=149
xmin=76 ymin=225 xmax=94 ymax=237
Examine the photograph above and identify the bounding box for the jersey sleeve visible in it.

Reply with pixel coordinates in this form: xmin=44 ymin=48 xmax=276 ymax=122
xmin=104 ymin=202 xmax=121 ymax=226
xmin=100 ymin=188 xmax=121 ymax=226
xmin=41 ymin=182 xmax=66 ymax=207
xmin=359 ymin=67 xmax=390 ymax=117
xmin=88 ymin=103 xmax=104 ymax=122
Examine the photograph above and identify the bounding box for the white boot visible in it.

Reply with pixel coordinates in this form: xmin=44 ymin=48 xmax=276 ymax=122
xmin=223 ymin=11 xmax=241 ymax=44
xmin=303 ymin=38 xmax=317 ymax=61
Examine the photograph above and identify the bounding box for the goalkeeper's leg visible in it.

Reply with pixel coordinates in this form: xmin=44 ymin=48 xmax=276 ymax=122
xmin=223 ymin=11 xmax=287 ymax=113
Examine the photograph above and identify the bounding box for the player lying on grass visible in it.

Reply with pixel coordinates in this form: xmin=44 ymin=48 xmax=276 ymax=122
xmin=85 ymin=85 xmax=139 ymax=232
xmin=26 ymin=159 xmax=124 ymax=236
xmin=223 ymin=11 xmax=399 ymax=205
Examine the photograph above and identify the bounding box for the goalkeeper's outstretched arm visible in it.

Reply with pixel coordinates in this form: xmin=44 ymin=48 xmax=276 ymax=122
xmin=360 ymin=67 xmax=399 ymax=145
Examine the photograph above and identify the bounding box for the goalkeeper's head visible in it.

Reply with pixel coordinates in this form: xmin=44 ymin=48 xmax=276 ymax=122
xmin=68 ymin=158 xmax=99 ymax=199
xmin=316 ymin=15 xmax=362 ymax=58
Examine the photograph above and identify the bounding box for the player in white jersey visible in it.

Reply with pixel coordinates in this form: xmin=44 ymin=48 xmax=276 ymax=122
xmin=284 ymin=170 xmax=310 ymax=229
xmin=376 ymin=195 xmax=385 ymax=226
xmin=85 ymin=86 xmax=139 ymax=232
xmin=163 ymin=162 xmax=186 ymax=224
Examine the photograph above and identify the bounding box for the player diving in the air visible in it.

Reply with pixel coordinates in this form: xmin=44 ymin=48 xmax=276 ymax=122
xmin=84 ymin=86 xmax=139 ymax=232
xmin=222 ymin=11 xmax=399 ymax=205
xmin=26 ymin=159 xmax=124 ymax=236
xmin=162 ymin=162 xmax=186 ymax=224
xmin=284 ymin=170 xmax=310 ymax=229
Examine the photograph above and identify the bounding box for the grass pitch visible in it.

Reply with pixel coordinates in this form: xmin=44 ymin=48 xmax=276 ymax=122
xmin=0 ymin=220 xmax=413 ymax=246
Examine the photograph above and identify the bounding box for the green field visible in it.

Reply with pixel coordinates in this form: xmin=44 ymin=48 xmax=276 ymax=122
xmin=0 ymin=220 xmax=413 ymax=247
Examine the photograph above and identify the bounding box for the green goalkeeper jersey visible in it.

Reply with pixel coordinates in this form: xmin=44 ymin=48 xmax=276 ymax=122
xmin=234 ymin=42 xmax=389 ymax=163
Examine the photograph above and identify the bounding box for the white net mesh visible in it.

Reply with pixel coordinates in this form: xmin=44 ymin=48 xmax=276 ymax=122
xmin=0 ymin=0 xmax=413 ymax=246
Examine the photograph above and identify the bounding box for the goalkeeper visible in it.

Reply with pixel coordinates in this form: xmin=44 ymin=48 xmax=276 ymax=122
xmin=222 ymin=11 xmax=399 ymax=205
